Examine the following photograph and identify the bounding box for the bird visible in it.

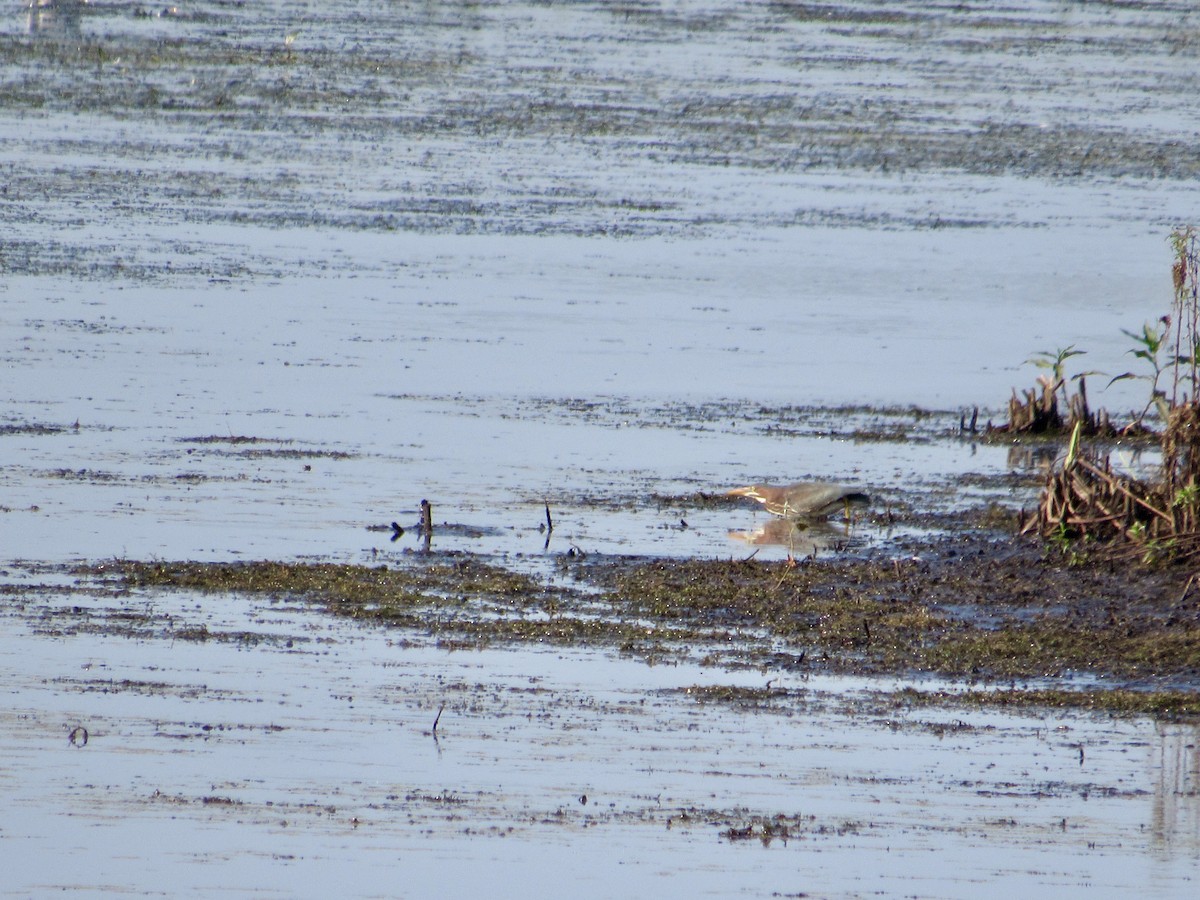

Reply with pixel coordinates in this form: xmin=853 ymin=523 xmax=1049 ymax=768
xmin=726 ymin=482 xmax=870 ymax=520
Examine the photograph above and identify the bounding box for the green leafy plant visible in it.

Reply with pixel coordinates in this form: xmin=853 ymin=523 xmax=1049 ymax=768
xmin=1046 ymin=521 xmax=1075 ymax=555
xmin=1109 ymin=318 xmax=1171 ymax=427
xmin=1026 ymin=345 xmax=1092 ymax=410
xmin=1173 ymin=482 xmax=1200 ymax=509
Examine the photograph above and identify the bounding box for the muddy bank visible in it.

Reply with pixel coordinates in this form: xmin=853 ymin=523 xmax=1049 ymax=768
xmin=46 ymin=515 xmax=1198 ymax=714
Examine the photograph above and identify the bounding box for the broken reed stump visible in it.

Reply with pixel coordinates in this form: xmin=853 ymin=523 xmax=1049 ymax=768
xmin=992 ymin=376 xmax=1114 ymax=437
xmin=959 ymin=407 xmax=980 ymax=434
xmin=1064 ymin=376 xmax=1115 ymax=437
xmin=542 ymin=501 xmax=554 ymax=550
xmin=1006 ymin=379 xmax=1062 ymax=434
xmin=420 ymin=498 xmax=433 ymax=550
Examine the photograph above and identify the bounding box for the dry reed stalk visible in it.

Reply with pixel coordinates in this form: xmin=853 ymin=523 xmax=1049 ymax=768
xmin=997 ymin=376 xmax=1112 ymax=437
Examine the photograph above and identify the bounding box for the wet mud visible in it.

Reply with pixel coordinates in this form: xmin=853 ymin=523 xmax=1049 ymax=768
xmin=49 ymin=511 xmax=1200 ymax=710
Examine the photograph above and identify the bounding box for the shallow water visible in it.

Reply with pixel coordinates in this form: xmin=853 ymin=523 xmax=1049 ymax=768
xmin=4 ymin=0 xmax=1200 ymax=894
xmin=3 ymin=579 xmax=1199 ymax=898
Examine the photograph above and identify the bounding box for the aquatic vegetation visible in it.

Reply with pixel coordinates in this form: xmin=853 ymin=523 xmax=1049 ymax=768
xmin=98 ymin=558 xmax=547 ymax=609
xmin=80 ymin=534 xmax=1200 ymax=706
xmin=1025 ymin=228 xmax=1200 ymax=563
xmin=84 ymin=558 xmax=700 ymax=651
xmin=1111 ymin=318 xmax=1173 ymax=429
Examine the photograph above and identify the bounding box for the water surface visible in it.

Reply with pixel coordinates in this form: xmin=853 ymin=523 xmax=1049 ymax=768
xmin=3 ymin=1 xmax=1200 ymax=895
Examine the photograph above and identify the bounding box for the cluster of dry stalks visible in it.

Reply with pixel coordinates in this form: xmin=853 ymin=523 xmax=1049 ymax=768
xmin=1001 ymin=375 xmax=1118 ymax=437
xmin=1022 ymin=228 xmax=1200 ymax=563
xmin=1021 ymin=418 xmax=1200 ymax=560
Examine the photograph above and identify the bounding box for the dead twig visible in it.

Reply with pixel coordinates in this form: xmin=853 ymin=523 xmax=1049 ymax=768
xmin=420 ymin=499 xmax=433 ymax=551
xmin=1180 ymin=572 xmax=1199 ymax=605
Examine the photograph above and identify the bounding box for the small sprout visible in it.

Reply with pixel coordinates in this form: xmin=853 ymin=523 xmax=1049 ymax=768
xmin=1027 ymin=345 xmax=1101 ymax=410
xmin=1172 ymin=483 xmax=1200 ymax=509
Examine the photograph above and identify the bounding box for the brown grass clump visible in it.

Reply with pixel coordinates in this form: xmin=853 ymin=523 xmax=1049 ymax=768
xmin=1021 ymin=420 xmax=1198 ymax=560
xmin=999 ymin=374 xmax=1117 ymax=437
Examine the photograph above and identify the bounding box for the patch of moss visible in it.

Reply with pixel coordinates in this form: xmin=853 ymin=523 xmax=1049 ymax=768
xmin=596 ymin=551 xmax=1200 ymax=686
xmin=915 ymin=621 xmax=1200 ymax=680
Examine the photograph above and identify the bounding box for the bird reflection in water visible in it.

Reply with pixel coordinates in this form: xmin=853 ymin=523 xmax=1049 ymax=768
xmin=727 ymin=517 xmax=860 ymax=559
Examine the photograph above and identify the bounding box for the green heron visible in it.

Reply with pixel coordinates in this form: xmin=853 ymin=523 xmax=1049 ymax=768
xmin=727 ymin=482 xmax=870 ymax=520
